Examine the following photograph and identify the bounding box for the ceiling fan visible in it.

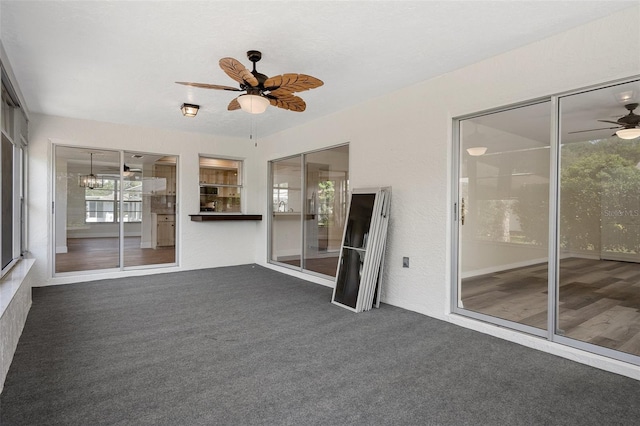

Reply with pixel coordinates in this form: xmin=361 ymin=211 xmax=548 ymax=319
xmin=123 ymin=164 xmax=142 ymax=175
xmin=569 ymin=103 xmax=640 ymax=139
xmin=176 ymin=50 xmax=323 ymax=114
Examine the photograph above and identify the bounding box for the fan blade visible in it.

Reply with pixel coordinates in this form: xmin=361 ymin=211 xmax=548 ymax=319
xmin=175 ymin=82 xmax=242 ymax=91
xmin=219 ymin=58 xmax=259 ymax=87
xmin=264 ymin=74 xmax=323 ymax=93
xmin=598 ymin=119 xmax=623 ymax=125
xmin=568 ymin=126 xmax=621 ymax=134
xmin=267 ymin=94 xmax=306 ymax=112
xmin=228 ymin=97 xmax=241 ymax=111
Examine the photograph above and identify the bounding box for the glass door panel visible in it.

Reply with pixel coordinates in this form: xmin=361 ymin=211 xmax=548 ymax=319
xmin=457 ymin=102 xmax=551 ymax=331
xmin=54 ymin=146 xmax=121 ymax=273
xmin=271 ymin=156 xmax=302 ymax=267
xmin=558 ymin=80 xmax=640 ymax=357
xmin=303 ymin=145 xmax=349 ymax=277
xmin=123 ymin=152 xmax=177 ymax=268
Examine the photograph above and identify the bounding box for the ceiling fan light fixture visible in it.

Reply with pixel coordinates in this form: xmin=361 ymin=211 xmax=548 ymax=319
xmin=181 ymin=103 xmax=199 ymax=117
xmin=237 ymin=94 xmax=270 ymax=114
xmin=466 ymin=146 xmax=488 ymax=156
xmin=616 ymin=128 xmax=640 ymax=140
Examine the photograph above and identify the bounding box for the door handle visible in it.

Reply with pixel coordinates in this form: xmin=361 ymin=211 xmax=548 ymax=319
xmin=461 ymin=197 xmax=465 ymax=225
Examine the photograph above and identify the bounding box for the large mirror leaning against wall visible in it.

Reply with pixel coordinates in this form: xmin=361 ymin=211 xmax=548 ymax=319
xmin=54 ymin=146 xmax=178 ymax=274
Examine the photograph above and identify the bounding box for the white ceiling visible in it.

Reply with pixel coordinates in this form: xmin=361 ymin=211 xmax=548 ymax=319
xmin=1 ymin=1 xmax=637 ymax=139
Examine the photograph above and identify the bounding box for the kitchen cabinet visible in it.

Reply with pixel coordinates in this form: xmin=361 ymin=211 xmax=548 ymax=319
xmin=154 ymin=165 xmax=176 ymax=196
xmin=155 ymin=214 xmax=175 ymax=247
xmin=199 ymin=165 xmax=241 ymax=213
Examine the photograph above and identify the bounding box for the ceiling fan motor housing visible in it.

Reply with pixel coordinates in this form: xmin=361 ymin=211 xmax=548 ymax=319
xmin=621 ymin=103 xmax=639 ymax=128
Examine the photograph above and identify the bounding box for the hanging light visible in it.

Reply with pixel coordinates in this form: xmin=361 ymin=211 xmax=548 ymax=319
xmin=78 ymin=153 xmax=103 ymax=189
xmin=616 ymin=128 xmax=640 ymax=140
xmin=181 ymin=103 xmax=199 ymax=117
xmin=237 ymin=94 xmax=269 ymax=114
xmin=466 ymin=146 xmax=488 ymax=156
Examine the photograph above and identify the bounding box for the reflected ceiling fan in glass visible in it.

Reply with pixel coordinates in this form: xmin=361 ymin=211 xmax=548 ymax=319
xmin=569 ymin=103 xmax=640 ymax=139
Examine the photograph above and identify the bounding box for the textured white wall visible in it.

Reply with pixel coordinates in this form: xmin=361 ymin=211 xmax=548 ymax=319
xmin=27 ymin=114 xmax=262 ymax=285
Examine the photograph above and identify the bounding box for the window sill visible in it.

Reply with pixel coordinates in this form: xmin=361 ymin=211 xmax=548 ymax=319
xmin=189 ymin=214 xmax=262 ymax=221
xmin=0 ymin=258 xmax=35 ymax=318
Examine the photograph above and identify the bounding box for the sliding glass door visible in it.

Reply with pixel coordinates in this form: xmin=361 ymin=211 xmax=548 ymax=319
xmin=556 ymin=80 xmax=640 ymax=359
xmin=455 ymin=101 xmax=551 ymax=333
xmin=454 ymin=77 xmax=640 ymax=364
xmin=270 ymin=155 xmax=303 ymax=268
xmin=269 ymin=145 xmax=349 ymax=278
xmin=303 ymin=145 xmax=349 ymax=276
xmin=54 ymin=146 xmax=178 ymax=275
xmin=54 ymin=147 xmax=121 ymax=272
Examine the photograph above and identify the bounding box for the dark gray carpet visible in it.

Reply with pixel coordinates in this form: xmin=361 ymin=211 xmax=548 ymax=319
xmin=1 ymin=264 xmax=639 ymax=425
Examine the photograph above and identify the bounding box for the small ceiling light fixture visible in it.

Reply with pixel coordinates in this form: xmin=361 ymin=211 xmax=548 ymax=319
xmin=466 ymin=146 xmax=488 ymax=156
xmin=615 ymin=91 xmax=636 ymax=104
xmin=616 ymin=128 xmax=640 ymax=140
xmin=237 ymin=94 xmax=270 ymax=114
xmin=78 ymin=153 xmax=103 ymax=189
xmin=181 ymin=103 xmax=199 ymax=117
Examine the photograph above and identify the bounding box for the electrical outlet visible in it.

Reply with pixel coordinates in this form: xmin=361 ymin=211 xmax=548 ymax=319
xmin=403 ymin=257 xmax=410 ymax=268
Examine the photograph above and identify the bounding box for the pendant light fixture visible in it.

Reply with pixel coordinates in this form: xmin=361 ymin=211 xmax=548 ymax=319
xmin=78 ymin=153 xmax=103 ymax=189
xmin=466 ymin=146 xmax=488 ymax=156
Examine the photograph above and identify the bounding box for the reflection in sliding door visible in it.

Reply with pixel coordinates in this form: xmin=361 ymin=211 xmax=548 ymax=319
xmin=457 ymin=101 xmax=551 ymax=332
xmin=303 ymin=145 xmax=349 ymax=277
xmin=123 ymin=152 xmax=177 ymax=268
xmin=270 ymin=155 xmax=302 ymax=268
xmin=557 ymin=80 xmax=640 ymax=358
xmin=55 ymin=146 xmax=121 ymax=273
xmin=54 ymin=146 xmax=178 ymax=274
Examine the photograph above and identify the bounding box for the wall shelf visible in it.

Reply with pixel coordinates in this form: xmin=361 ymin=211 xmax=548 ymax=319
xmin=189 ymin=214 xmax=262 ymax=222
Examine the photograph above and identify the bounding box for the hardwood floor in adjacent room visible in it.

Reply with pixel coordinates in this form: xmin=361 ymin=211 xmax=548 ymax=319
xmin=462 ymin=258 xmax=640 ymax=357
xmin=55 ymin=237 xmax=175 ymax=273
xmin=278 ymin=255 xmax=339 ymax=277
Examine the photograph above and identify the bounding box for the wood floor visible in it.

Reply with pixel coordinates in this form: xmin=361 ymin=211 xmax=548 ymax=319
xmin=278 ymin=255 xmax=340 ymax=277
xmin=462 ymin=257 xmax=640 ymax=357
xmin=55 ymin=237 xmax=175 ymax=273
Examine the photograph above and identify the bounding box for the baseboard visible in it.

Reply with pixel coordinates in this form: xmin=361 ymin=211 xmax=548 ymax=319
xmin=55 ymin=246 xmax=68 ymax=254
xmin=461 ymin=257 xmax=549 ymax=278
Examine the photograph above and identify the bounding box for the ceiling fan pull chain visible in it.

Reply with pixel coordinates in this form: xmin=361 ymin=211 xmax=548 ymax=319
xmin=253 ymin=116 xmax=258 ymax=148
xmin=249 ymin=115 xmax=258 ymax=148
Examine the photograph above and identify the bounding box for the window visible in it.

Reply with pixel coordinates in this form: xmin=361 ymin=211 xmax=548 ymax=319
xmin=1 ymin=72 xmax=27 ymax=278
xmin=199 ymin=156 xmax=242 ymax=213
xmin=85 ymin=178 xmax=142 ymax=223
